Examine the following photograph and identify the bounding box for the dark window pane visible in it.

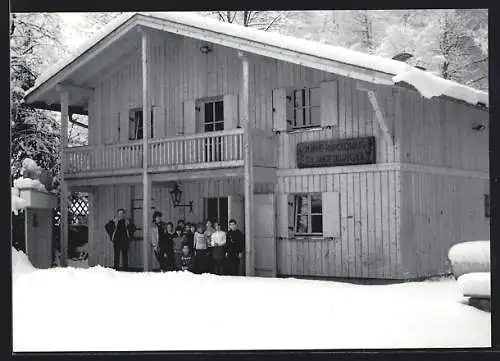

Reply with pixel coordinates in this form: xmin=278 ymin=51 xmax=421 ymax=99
xmin=215 ymin=101 xmax=224 ymax=121
xmin=311 ymin=215 xmax=323 ymax=233
xmin=205 ymin=103 xmax=214 ymax=123
xmin=295 ymin=108 xmax=303 ymax=128
xmin=310 ymin=87 xmax=321 ymax=107
xmin=205 ymin=123 xmax=214 ymax=132
xmin=294 ymin=90 xmax=303 ymax=107
xmin=215 ymin=121 xmax=224 ymax=131
xmin=311 ymin=194 xmax=322 ymax=213
xmin=296 ymin=215 xmax=309 ymax=233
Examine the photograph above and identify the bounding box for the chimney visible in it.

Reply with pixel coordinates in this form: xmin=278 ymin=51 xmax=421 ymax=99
xmin=392 ymin=52 xmax=413 ymax=62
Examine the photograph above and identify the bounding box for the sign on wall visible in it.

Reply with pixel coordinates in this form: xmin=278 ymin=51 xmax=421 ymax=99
xmin=296 ymin=136 xmax=376 ymax=168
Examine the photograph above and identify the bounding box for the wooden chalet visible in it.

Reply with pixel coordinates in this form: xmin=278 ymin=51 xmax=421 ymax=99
xmin=24 ymin=12 xmax=489 ymax=279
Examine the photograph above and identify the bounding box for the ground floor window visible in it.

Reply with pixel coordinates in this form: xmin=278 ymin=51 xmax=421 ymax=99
xmin=293 ymin=193 xmax=323 ymax=235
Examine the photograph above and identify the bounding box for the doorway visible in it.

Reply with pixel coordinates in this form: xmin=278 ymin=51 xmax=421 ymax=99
xmin=199 ymin=98 xmax=224 ymax=162
xmin=204 ymin=197 xmax=228 ymax=230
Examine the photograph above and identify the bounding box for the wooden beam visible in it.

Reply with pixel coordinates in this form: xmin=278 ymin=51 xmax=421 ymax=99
xmin=56 ymin=84 xmax=94 ymax=98
xmin=69 ymin=114 xmax=88 ymax=129
xmin=59 ymin=91 xmax=69 ymax=267
xmin=239 ymin=51 xmax=255 ymax=277
xmin=140 ymin=28 xmax=150 ymax=272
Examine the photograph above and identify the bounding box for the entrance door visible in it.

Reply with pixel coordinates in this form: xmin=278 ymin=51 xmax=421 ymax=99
xmin=254 ymin=194 xmax=276 ymax=277
xmin=201 ymin=99 xmax=224 ymax=162
xmin=204 ymin=197 xmax=228 ymax=229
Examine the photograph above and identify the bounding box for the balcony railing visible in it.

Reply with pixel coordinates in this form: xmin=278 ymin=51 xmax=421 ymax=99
xmin=65 ymin=128 xmax=248 ymax=176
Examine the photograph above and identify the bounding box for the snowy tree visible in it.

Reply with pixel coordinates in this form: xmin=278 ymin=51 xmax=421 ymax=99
xmin=201 ymin=11 xmax=288 ymax=30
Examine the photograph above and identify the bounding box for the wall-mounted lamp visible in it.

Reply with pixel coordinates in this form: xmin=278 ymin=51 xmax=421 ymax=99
xmin=200 ymin=45 xmax=212 ymax=54
xmin=472 ymin=122 xmax=486 ymax=132
xmin=170 ymin=183 xmax=194 ymax=213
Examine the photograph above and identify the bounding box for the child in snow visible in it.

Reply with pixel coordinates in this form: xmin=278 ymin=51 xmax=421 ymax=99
xmin=179 ymin=244 xmax=194 ymax=272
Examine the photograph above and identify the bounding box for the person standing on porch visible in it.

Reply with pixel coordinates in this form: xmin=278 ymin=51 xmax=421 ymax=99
xmin=172 ymin=226 xmax=186 ymax=270
xmin=165 ymin=222 xmax=176 ymax=271
xmin=211 ymin=221 xmax=227 ymax=275
xmin=193 ymin=222 xmax=207 ymax=274
xmin=151 ymin=211 xmax=169 ymax=272
xmin=105 ymin=208 xmax=135 ymax=271
xmin=183 ymin=222 xmax=194 ymax=252
xmin=204 ymin=220 xmax=216 ymax=273
xmin=226 ymin=219 xmax=245 ymax=276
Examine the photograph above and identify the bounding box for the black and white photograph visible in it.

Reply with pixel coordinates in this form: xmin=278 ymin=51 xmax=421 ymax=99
xmin=10 ymin=9 xmax=491 ymax=352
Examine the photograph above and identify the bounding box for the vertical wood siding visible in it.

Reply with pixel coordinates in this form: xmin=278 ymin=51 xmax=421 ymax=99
xmin=399 ymin=171 xmax=489 ymax=278
xmin=276 ymin=169 xmax=401 ymax=279
xmin=400 ymin=87 xmax=488 ymax=172
xmin=25 ymin=208 xmax=53 ymax=269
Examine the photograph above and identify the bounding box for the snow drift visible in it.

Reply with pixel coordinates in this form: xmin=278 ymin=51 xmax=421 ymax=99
xmin=11 ymin=247 xmax=36 ymax=275
xmin=448 ymin=241 xmax=490 ymax=278
xmin=14 ymin=177 xmax=47 ymax=192
xmin=457 ymin=272 xmax=490 ymax=298
xmin=12 ymin=263 xmax=490 ymax=351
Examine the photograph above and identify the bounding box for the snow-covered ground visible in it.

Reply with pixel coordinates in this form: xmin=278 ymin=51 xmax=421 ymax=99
xmin=12 ymin=248 xmax=490 ymax=351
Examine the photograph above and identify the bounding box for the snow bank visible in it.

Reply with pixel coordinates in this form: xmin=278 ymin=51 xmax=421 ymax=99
xmin=457 ymin=272 xmax=490 ymax=298
xmin=12 ymin=247 xmax=36 ymax=274
xmin=12 ymin=266 xmax=490 ymax=351
xmin=26 ymin=12 xmax=488 ymax=107
xmin=14 ymin=177 xmax=47 ymax=192
xmin=448 ymin=241 xmax=490 ymax=278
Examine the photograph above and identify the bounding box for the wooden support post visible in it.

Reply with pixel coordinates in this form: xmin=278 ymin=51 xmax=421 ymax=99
xmin=239 ymin=51 xmax=254 ymax=276
xmin=141 ymin=28 xmax=150 ymax=272
xmin=60 ymin=90 xmax=69 ymax=267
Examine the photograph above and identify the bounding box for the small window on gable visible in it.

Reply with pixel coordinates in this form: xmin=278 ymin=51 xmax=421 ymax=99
xmin=293 ymin=193 xmax=323 ymax=235
xmin=286 ymin=87 xmax=321 ymax=130
xmin=129 ymin=108 xmax=154 ymax=140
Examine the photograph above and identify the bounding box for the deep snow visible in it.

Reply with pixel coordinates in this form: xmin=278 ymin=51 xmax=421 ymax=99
xmin=448 ymin=241 xmax=490 ymax=278
xmin=457 ymin=272 xmax=491 ymax=298
xmin=12 ymin=248 xmax=490 ymax=351
xmin=26 ymin=12 xmax=488 ymax=107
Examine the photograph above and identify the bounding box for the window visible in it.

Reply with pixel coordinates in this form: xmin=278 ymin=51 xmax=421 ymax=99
xmin=203 ymin=100 xmax=224 ymax=132
xmin=293 ymin=193 xmax=323 ymax=235
xmin=286 ymin=87 xmax=321 ymax=130
xmin=129 ymin=108 xmax=154 ymax=140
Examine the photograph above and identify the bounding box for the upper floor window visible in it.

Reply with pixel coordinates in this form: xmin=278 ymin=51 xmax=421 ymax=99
xmin=203 ymin=99 xmax=224 ymax=132
xmin=129 ymin=108 xmax=153 ymax=140
xmin=293 ymin=193 xmax=323 ymax=235
xmin=286 ymin=87 xmax=321 ymax=130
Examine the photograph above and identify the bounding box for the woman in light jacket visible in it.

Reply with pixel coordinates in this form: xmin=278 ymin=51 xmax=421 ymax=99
xmin=211 ymin=221 xmax=227 ymax=275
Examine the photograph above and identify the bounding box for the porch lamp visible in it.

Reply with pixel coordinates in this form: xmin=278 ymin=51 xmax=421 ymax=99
xmin=170 ymin=183 xmax=194 ymax=213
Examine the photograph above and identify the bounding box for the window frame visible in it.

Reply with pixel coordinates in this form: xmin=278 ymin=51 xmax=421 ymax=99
xmin=128 ymin=107 xmax=154 ymax=141
xmin=199 ymin=96 xmax=224 ymax=133
xmin=292 ymin=192 xmax=323 ymax=236
xmin=287 ymin=86 xmax=321 ymax=130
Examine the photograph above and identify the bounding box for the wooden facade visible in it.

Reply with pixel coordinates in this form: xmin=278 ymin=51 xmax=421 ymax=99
xmin=26 ymin=14 xmax=489 ymax=280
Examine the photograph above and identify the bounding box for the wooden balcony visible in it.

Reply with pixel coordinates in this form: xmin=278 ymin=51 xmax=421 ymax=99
xmin=65 ymin=128 xmax=277 ymax=179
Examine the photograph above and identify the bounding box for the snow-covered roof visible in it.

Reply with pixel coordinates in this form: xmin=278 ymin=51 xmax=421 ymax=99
xmin=25 ymin=11 xmax=488 ymax=107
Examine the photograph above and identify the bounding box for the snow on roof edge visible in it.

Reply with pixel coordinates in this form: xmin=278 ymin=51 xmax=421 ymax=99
xmin=25 ymin=11 xmax=489 ymax=108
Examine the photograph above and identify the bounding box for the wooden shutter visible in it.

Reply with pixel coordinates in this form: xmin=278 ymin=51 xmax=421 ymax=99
xmin=128 ymin=110 xmax=135 ymax=140
xmin=320 ymin=80 xmax=338 ymax=128
xmin=183 ymin=100 xmax=196 ymax=135
xmin=224 ymin=94 xmax=239 ymax=129
xmin=277 ymin=194 xmax=290 ymax=239
xmin=322 ymin=192 xmax=340 ymax=238
xmin=152 ymin=106 xmax=164 ymax=139
xmin=272 ymin=88 xmax=287 ymax=132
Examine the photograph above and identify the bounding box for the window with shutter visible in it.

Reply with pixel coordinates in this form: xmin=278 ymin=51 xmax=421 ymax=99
xmin=128 ymin=108 xmax=154 ymax=140
xmin=291 ymin=193 xmax=323 ymax=235
xmin=286 ymin=87 xmax=321 ymax=130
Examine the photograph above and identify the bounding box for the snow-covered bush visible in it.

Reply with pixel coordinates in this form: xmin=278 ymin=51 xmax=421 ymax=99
xmin=457 ymin=272 xmax=490 ymax=298
xmin=448 ymin=241 xmax=490 ymax=278
xmin=14 ymin=177 xmax=47 ymax=192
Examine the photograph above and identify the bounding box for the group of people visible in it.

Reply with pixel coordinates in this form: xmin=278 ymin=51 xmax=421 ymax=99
xmin=105 ymin=208 xmax=245 ymax=276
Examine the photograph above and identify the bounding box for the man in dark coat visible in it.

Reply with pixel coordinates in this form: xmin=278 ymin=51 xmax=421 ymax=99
xmin=105 ymin=208 xmax=136 ymax=271
xmin=226 ymin=219 xmax=245 ymax=276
